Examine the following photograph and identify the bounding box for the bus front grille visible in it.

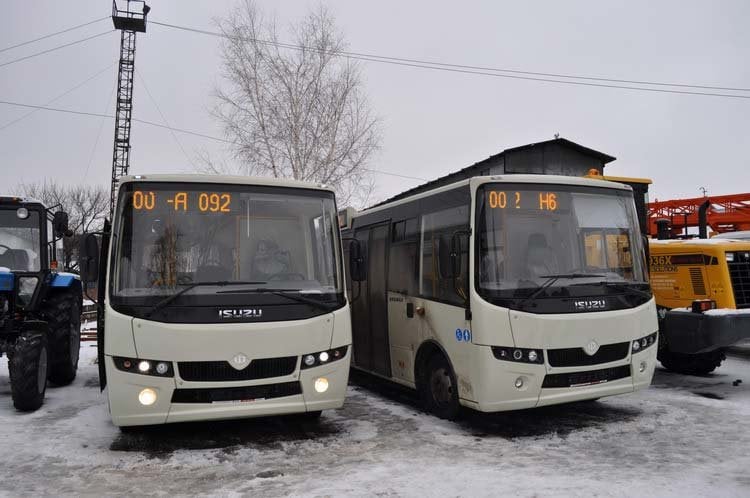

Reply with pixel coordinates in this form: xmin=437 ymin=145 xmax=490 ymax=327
xmin=547 ymin=342 xmax=630 ymax=367
xmin=542 ymin=365 xmax=631 ymax=389
xmin=177 ymin=356 xmax=298 ymax=382
xmin=171 ymin=381 xmax=302 ymax=403
xmin=727 ymin=252 xmax=750 ymax=308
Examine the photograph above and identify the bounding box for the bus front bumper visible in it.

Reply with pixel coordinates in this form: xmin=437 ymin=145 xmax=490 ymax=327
xmin=469 ymin=344 xmax=657 ymax=412
xmin=105 ymin=353 xmax=350 ymax=427
xmin=663 ymin=309 xmax=750 ymax=354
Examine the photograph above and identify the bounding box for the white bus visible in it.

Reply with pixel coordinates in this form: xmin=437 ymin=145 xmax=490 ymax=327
xmin=342 ymin=175 xmax=657 ymax=419
xmin=80 ymin=175 xmax=351 ymax=427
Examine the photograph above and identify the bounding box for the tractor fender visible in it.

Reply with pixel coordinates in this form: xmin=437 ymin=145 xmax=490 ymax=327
xmin=50 ymin=272 xmax=80 ymax=288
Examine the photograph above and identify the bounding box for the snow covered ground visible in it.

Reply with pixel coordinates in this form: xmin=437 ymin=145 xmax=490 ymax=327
xmin=0 ymin=345 xmax=749 ymax=497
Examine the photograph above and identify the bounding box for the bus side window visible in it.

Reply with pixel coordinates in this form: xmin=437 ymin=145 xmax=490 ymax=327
xmin=388 ymin=217 xmax=418 ymax=296
xmin=420 ymin=205 xmax=469 ymax=305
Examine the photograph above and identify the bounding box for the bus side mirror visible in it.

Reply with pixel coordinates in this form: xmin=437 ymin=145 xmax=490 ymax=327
xmin=79 ymin=233 xmax=100 ymax=283
xmin=349 ymin=239 xmax=366 ymax=282
xmin=52 ymin=211 xmax=71 ymax=237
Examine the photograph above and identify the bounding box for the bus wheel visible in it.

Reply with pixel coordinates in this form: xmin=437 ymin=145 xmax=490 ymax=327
xmin=294 ymin=410 xmax=322 ymax=421
xmin=420 ymin=354 xmax=461 ymax=420
xmin=658 ymin=349 xmax=725 ymax=376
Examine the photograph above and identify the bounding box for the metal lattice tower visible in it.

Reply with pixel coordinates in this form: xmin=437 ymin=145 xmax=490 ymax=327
xmin=110 ymin=1 xmax=150 ymax=214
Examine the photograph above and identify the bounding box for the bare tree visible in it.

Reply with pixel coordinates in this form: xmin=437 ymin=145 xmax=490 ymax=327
xmin=209 ymin=1 xmax=381 ymax=206
xmin=15 ymin=180 xmax=108 ymax=268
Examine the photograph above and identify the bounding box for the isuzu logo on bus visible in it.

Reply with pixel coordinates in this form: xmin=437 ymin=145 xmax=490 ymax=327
xmin=218 ymin=309 xmax=263 ymax=319
xmin=573 ymin=299 xmax=607 ymax=311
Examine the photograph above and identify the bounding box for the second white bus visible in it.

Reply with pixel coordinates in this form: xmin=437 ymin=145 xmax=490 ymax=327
xmin=342 ymin=174 xmax=657 ymax=419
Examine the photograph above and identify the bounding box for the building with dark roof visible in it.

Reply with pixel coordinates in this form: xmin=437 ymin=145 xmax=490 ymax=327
xmin=375 ymin=137 xmax=616 ymax=206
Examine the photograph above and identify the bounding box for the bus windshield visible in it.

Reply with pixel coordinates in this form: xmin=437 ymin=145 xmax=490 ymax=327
xmin=0 ymin=208 xmax=41 ymax=271
xmin=111 ymin=183 xmax=342 ymax=303
xmin=476 ymin=183 xmax=648 ymax=307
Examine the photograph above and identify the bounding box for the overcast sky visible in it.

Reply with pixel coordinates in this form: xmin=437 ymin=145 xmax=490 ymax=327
xmin=1 ymin=0 xmax=748 ymax=205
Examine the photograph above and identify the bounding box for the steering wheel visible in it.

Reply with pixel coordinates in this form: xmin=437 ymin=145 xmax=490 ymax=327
xmin=268 ymin=272 xmax=306 ymax=281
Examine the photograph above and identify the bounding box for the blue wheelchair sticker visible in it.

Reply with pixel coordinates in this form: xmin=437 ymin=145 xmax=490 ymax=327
xmin=456 ymin=329 xmax=471 ymax=342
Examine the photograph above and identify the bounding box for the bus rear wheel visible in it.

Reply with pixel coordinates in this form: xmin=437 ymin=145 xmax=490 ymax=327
xmin=420 ymin=354 xmax=461 ymax=420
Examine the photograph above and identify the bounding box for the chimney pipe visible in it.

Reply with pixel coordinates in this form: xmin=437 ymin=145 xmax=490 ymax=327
xmin=698 ymin=200 xmax=710 ymax=239
xmin=656 ymin=219 xmax=671 ymax=240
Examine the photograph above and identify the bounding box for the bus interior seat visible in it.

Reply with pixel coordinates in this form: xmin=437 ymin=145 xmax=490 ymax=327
xmin=525 ymin=233 xmax=559 ymax=277
xmin=251 ymin=239 xmax=291 ymax=279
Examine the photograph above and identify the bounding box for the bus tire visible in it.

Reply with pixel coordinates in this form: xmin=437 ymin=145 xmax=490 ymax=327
xmin=9 ymin=329 xmax=49 ymax=412
xmin=658 ymin=349 xmax=725 ymax=375
xmin=46 ymin=290 xmax=81 ymax=386
xmin=419 ymin=354 xmax=461 ymax=420
xmin=299 ymin=410 xmax=322 ymax=420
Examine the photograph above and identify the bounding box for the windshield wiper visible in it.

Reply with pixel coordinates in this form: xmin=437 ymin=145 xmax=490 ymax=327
xmin=517 ymin=273 xmax=605 ymax=309
xmin=217 ymin=287 xmax=339 ymax=312
xmin=144 ymin=281 xmax=266 ymax=317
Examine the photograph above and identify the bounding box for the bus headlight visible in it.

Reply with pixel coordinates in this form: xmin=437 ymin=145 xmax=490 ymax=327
xmin=114 ymin=356 xmax=174 ymax=377
xmin=301 ymin=346 xmax=348 ymax=369
xmin=314 ymin=377 xmax=329 ymax=393
xmin=492 ymin=346 xmax=544 ymax=364
xmin=138 ymin=388 xmax=157 ymax=406
xmin=632 ymin=332 xmax=657 ymax=354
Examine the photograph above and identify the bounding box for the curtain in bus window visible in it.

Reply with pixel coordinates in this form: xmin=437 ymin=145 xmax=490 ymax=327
xmin=420 ymin=205 xmax=469 ymax=304
xmin=574 ymin=194 xmax=633 ymax=277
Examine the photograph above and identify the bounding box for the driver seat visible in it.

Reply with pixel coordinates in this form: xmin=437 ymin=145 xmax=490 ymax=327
xmin=525 ymin=233 xmax=559 ymax=278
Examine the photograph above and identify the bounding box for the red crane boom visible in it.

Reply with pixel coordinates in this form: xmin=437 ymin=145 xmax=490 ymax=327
xmin=648 ymin=193 xmax=750 ymax=236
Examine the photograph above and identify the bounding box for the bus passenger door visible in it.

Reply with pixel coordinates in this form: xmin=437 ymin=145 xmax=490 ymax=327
xmin=351 ymin=223 xmax=391 ymax=377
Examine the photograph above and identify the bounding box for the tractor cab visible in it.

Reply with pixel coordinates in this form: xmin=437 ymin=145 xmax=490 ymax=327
xmin=0 ymin=195 xmax=81 ymax=412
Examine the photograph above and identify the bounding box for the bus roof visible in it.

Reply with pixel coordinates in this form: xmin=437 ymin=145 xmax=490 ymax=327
xmin=352 ymin=174 xmax=632 ymax=219
xmin=118 ymin=174 xmax=335 ymax=193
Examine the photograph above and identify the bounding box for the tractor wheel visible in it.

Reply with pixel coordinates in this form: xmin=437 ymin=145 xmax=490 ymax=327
xmin=46 ymin=291 xmax=81 ymax=386
xmin=658 ymin=349 xmax=726 ymax=376
xmin=9 ymin=329 xmax=49 ymax=411
xmin=419 ymin=354 xmax=462 ymax=420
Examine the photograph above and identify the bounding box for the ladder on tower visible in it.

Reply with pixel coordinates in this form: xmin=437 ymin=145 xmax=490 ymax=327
xmin=110 ymin=0 xmax=149 ymax=214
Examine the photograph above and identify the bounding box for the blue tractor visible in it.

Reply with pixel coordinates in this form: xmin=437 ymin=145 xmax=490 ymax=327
xmin=0 ymin=195 xmax=82 ymax=411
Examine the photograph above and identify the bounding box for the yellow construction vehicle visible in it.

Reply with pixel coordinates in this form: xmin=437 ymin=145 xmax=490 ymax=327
xmin=588 ymin=173 xmax=750 ymax=374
